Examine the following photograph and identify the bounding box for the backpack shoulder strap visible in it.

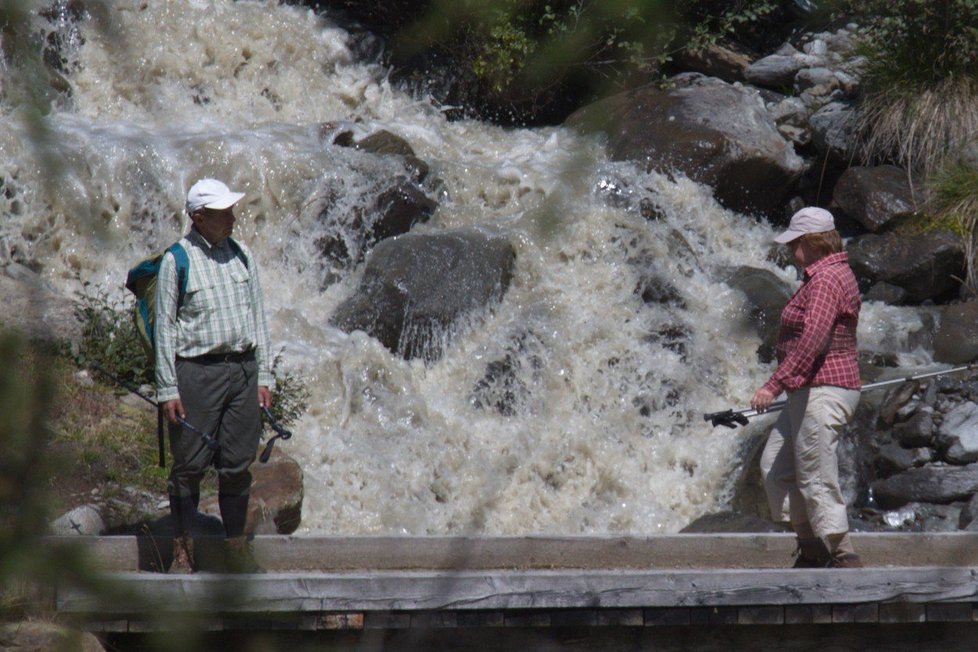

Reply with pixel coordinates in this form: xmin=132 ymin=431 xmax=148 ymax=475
xmin=166 ymin=241 xmax=190 ymax=306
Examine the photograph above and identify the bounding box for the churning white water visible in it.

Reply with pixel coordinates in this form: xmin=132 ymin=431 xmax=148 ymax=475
xmin=1 ymin=0 xmax=931 ymax=534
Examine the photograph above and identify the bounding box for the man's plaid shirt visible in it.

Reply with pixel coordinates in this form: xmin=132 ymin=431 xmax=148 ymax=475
xmin=154 ymin=229 xmax=272 ymax=402
xmin=761 ymin=251 xmax=861 ymax=396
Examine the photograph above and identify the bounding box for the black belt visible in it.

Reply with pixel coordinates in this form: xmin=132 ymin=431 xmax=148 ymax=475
xmin=178 ymin=349 xmax=255 ymax=364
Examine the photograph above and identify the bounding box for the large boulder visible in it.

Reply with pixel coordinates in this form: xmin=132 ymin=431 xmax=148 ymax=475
xmin=872 ymin=463 xmax=978 ymax=509
xmin=331 ymin=230 xmax=516 ymax=361
xmin=200 ymin=448 xmax=304 ymax=535
xmin=831 ymin=165 xmax=917 ymax=233
xmin=937 ymin=402 xmax=978 ymax=465
xmin=847 ymin=230 xmax=965 ymax=304
xmin=566 ymin=73 xmax=805 ymax=216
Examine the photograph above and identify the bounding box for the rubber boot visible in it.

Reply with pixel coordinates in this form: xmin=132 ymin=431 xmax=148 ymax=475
xmin=792 ymin=537 xmax=831 ymax=568
xmin=219 ymin=493 xmax=262 ymax=573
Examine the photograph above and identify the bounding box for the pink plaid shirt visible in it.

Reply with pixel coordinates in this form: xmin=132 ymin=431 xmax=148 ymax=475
xmin=761 ymin=251 xmax=861 ymax=395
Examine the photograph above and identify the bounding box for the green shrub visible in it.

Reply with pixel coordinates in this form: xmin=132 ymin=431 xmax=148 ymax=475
xmin=73 ymin=282 xmax=152 ymax=387
xmin=928 ymin=162 xmax=978 ymax=293
xmin=831 ymin=0 xmax=978 ymax=174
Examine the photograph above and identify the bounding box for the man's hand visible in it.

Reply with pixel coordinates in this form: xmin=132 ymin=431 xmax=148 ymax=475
xmin=161 ymin=398 xmax=186 ymax=424
xmin=258 ymin=385 xmax=272 ymax=410
xmin=750 ymin=387 xmax=776 ymax=413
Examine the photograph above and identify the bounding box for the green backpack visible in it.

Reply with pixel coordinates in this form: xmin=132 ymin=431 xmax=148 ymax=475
xmin=125 ymin=242 xmax=191 ymax=358
xmin=125 ymin=238 xmax=248 ymax=358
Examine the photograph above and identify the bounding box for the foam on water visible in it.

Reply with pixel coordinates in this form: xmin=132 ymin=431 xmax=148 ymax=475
xmin=0 ymin=0 xmax=931 ymax=534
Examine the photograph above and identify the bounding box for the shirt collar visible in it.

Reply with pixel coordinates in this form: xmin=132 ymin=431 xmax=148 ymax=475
xmin=804 ymin=251 xmax=848 ymax=279
xmin=188 ymin=226 xmax=229 ymax=251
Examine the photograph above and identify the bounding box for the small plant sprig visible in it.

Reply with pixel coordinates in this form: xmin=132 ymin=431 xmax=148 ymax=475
xmin=267 ymin=351 xmax=310 ymax=432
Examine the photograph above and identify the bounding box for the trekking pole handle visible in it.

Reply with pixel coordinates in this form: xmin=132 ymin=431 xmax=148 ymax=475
xmin=258 ymin=407 xmax=292 ymax=463
xmin=704 ymin=400 xmax=787 ymax=428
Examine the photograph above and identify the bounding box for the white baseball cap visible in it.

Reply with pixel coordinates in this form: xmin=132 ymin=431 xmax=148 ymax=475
xmin=774 ymin=206 xmax=835 ymax=243
xmin=186 ymin=178 xmax=245 ymax=214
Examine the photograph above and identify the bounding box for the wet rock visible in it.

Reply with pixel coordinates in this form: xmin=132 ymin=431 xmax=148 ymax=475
xmin=847 ymin=230 xmax=964 ymax=304
xmin=566 ymin=73 xmax=805 ymax=216
xmin=724 ymin=266 xmax=793 ymax=362
xmin=331 ymin=230 xmax=516 ymax=361
xmin=934 ymin=301 xmax=978 ymax=364
xmin=936 ymin=402 xmax=978 ymax=464
xmin=872 ymin=463 xmax=978 ymax=509
xmin=831 ymin=165 xmax=916 ymax=233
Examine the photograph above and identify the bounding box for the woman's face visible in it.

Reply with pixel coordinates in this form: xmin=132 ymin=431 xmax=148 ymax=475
xmin=789 ymin=237 xmax=818 ymax=268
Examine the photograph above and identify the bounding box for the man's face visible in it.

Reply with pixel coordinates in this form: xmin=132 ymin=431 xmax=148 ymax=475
xmin=193 ymin=207 xmax=235 ymax=244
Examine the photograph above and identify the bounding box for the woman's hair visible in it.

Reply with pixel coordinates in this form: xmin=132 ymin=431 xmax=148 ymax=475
xmin=800 ymin=230 xmax=843 ymax=258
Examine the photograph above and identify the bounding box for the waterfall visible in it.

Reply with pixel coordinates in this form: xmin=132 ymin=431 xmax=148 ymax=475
xmin=0 ymin=0 xmax=930 ymax=535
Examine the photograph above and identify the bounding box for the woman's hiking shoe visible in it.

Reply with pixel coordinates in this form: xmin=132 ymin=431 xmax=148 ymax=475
xmin=792 ymin=538 xmax=830 ymax=568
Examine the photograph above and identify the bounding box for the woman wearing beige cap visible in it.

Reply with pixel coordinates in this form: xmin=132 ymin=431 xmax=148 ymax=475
xmin=750 ymin=206 xmax=863 ymax=568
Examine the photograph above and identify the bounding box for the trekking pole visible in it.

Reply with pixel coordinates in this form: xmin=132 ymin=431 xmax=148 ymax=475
xmin=704 ymin=362 xmax=978 ymax=429
xmin=258 ymin=407 xmax=292 ymax=463
xmin=90 ymin=363 xmax=220 ymax=453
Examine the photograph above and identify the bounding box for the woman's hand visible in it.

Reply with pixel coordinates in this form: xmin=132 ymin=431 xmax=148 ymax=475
xmin=751 ymin=388 xmax=776 ymax=413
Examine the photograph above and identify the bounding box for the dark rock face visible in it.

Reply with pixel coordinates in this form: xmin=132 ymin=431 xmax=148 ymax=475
xmin=847 ymin=230 xmax=965 ymax=304
xmin=331 ymin=230 xmax=516 ymax=361
xmin=872 ymin=464 xmax=978 ymax=510
xmin=566 ymin=74 xmax=805 ymax=217
xmin=831 ymin=165 xmax=917 ymax=233
xmin=934 ymin=301 xmax=978 ymax=364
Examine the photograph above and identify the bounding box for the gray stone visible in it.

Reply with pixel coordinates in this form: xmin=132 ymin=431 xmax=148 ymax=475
xmin=794 ymin=67 xmax=838 ymax=94
xmin=50 ymin=504 xmax=106 ymax=536
xmin=892 ymin=406 xmax=935 ymax=448
xmin=872 ymin=463 xmax=978 ymax=509
xmin=937 ymin=401 xmax=978 ymax=464
xmin=566 ymin=74 xmax=805 ymax=216
xmin=331 ymin=230 xmax=516 ymax=361
xmin=809 ymin=101 xmax=859 ymax=166
xmin=832 ymin=166 xmax=916 ymax=233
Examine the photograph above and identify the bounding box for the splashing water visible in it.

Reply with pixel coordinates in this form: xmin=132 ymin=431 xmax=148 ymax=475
xmin=0 ymin=0 xmax=929 ymax=534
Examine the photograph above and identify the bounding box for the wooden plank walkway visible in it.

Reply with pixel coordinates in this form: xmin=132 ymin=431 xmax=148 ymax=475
xmin=49 ymin=533 xmax=978 ymax=634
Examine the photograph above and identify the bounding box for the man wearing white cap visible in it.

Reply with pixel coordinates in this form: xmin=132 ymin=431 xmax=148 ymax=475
xmin=750 ymin=207 xmax=863 ymax=568
xmin=155 ymin=178 xmax=272 ymax=573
